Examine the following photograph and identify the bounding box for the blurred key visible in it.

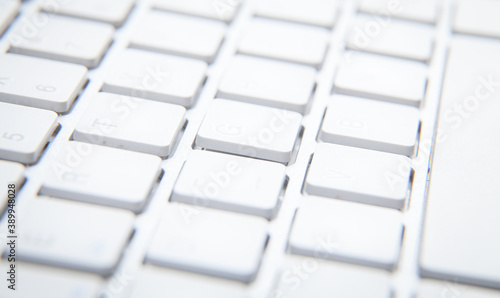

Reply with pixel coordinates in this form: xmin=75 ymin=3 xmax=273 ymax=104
xmin=74 ymin=92 xmax=186 ymax=157
xmin=0 ymin=262 xmax=104 ymax=298
xmin=255 ymin=0 xmax=337 ymax=28
xmin=358 ymin=0 xmax=439 ymax=24
xmin=103 ymin=49 xmax=207 ymax=107
xmin=320 ymin=95 xmax=420 ymax=156
xmin=218 ymin=55 xmax=317 ymax=113
xmin=347 ymin=15 xmax=434 ymax=62
xmin=418 ymin=279 xmax=500 ymax=298
xmin=0 ymin=160 xmax=24 ymax=212
xmin=130 ymin=10 xmax=226 ymax=63
xmin=454 ymin=0 xmax=500 ymax=39
xmin=238 ymin=18 xmax=329 ymax=68
xmin=0 ymin=53 xmax=87 ymax=112
xmin=0 ymin=0 xmax=19 ymax=36
xmin=40 ymin=141 xmax=161 ymax=212
xmin=41 ymin=0 xmax=135 ymax=27
xmin=196 ymin=99 xmax=303 ymax=163
xmin=289 ymin=197 xmax=403 ymax=270
xmin=172 ymin=150 xmax=286 ymax=219
xmin=0 ymin=102 xmax=58 ymax=164
xmin=9 ymin=14 xmax=114 ymax=68
xmin=335 ymin=51 xmax=427 ymax=107
xmin=146 ymin=203 xmax=268 ymax=282
xmin=304 ymin=143 xmax=411 ymax=209
xmin=11 ymin=197 xmax=134 ymax=276
xmin=153 ymin=0 xmax=242 ymax=23
xmin=273 ymin=256 xmax=391 ymax=298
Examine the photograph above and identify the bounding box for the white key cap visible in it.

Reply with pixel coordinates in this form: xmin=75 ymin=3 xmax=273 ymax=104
xmin=255 ymin=0 xmax=337 ymax=28
xmin=9 ymin=14 xmax=114 ymax=68
xmin=41 ymin=0 xmax=135 ymax=27
xmin=320 ymin=95 xmax=420 ymax=156
xmin=196 ymin=99 xmax=303 ymax=163
xmin=0 ymin=0 xmax=19 ymax=35
xmin=273 ymin=256 xmax=391 ymax=298
xmin=358 ymin=0 xmax=439 ymax=24
xmin=418 ymin=279 xmax=500 ymax=298
xmin=238 ymin=18 xmax=329 ymax=68
xmin=40 ymin=141 xmax=161 ymax=212
xmin=103 ymin=49 xmax=207 ymax=107
xmin=147 ymin=203 xmax=268 ymax=282
xmin=0 ymin=262 xmax=104 ymax=298
xmin=218 ymin=55 xmax=317 ymax=113
xmin=305 ymin=143 xmax=411 ymax=209
xmin=0 ymin=102 xmax=58 ymax=164
xmin=347 ymin=15 xmax=434 ymax=62
xmin=289 ymin=197 xmax=403 ymax=270
xmin=454 ymin=0 xmax=500 ymax=39
xmin=153 ymin=0 xmax=242 ymax=23
xmin=335 ymin=51 xmax=427 ymax=107
xmin=11 ymin=197 xmax=134 ymax=276
xmin=0 ymin=160 xmax=24 ymax=212
xmin=0 ymin=53 xmax=87 ymax=112
xmin=73 ymin=93 xmax=186 ymax=157
xmin=172 ymin=150 xmax=286 ymax=219
xmin=420 ymin=37 xmax=500 ymax=289
xmin=130 ymin=10 xmax=226 ymax=63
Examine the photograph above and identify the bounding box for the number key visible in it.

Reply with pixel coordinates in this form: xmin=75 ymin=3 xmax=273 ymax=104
xmin=0 ymin=102 xmax=58 ymax=164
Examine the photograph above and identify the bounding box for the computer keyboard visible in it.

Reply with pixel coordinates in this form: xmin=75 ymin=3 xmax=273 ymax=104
xmin=0 ymin=0 xmax=499 ymax=298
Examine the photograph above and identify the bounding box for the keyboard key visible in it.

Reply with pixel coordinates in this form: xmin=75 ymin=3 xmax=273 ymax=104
xmin=73 ymin=92 xmax=186 ymax=157
xmin=131 ymin=266 xmax=247 ymax=298
xmin=41 ymin=0 xmax=135 ymax=27
xmin=238 ymin=18 xmax=329 ymax=68
xmin=196 ymin=99 xmax=303 ymax=163
xmin=334 ymin=51 xmax=427 ymax=107
xmin=304 ymin=143 xmax=411 ymax=209
xmin=130 ymin=10 xmax=226 ymax=63
xmin=454 ymin=0 xmax=500 ymax=39
xmin=218 ymin=55 xmax=317 ymax=113
xmin=273 ymin=256 xmax=391 ymax=298
xmin=418 ymin=279 xmax=500 ymax=298
xmin=0 ymin=102 xmax=58 ymax=164
xmin=11 ymin=197 xmax=134 ymax=276
xmin=420 ymin=37 xmax=500 ymax=289
xmin=0 ymin=0 xmax=19 ymax=36
xmin=319 ymin=95 xmax=420 ymax=156
xmin=255 ymin=0 xmax=338 ymax=28
xmin=288 ymin=197 xmax=403 ymax=270
xmin=358 ymin=0 xmax=439 ymax=24
xmin=103 ymin=49 xmax=207 ymax=107
xmin=0 ymin=262 xmax=104 ymax=298
xmin=0 ymin=53 xmax=87 ymax=112
xmin=0 ymin=160 xmax=24 ymax=212
xmin=40 ymin=141 xmax=161 ymax=212
xmin=153 ymin=0 xmax=242 ymax=23
xmin=146 ymin=203 xmax=268 ymax=282
xmin=172 ymin=150 xmax=286 ymax=219
xmin=9 ymin=14 xmax=114 ymax=68
xmin=347 ymin=15 xmax=434 ymax=62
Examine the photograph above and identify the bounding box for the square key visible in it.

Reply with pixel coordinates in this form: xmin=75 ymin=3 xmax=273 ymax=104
xmin=146 ymin=203 xmax=268 ymax=282
xmin=320 ymin=95 xmax=420 ymax=156
xmin=102 ymin=49 xmax=207 ymax=107
xmin=304 ymin=143 xmax=411 ymax=209
xmin=74 ymin=92 xmax=186 ymax=157
xmin=218 ymin=55 xmax=317 ymax=113
xmin=334 ymin=51 xmax=427 ymax=107
xmin=289 ymin=196 xmax=403 ymax=270
xmin=172 ymin=150 xmax=286 ymax=219
xmin=196 ymin=99 xmax=303 ymax=163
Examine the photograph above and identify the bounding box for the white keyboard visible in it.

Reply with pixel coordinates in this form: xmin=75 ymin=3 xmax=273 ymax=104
xmin=1 ymin=0 xmax=500 ymax=297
